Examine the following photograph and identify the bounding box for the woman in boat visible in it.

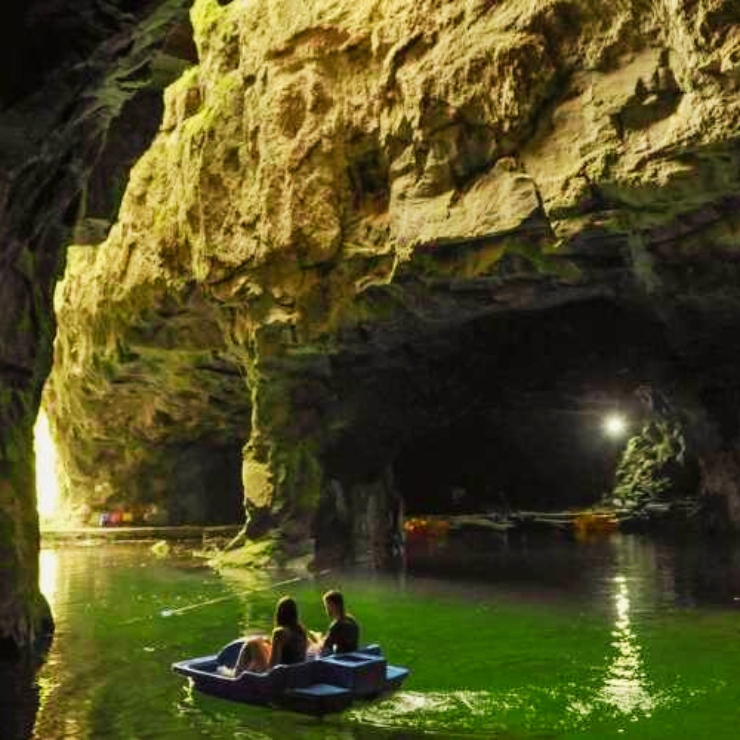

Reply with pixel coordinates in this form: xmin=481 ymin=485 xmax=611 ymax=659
xmin=232 ymin=596 xmax=309 ymax=674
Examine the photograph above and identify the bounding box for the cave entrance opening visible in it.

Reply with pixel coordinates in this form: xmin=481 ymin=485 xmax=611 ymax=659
xmin=34 ymin=408 xmax=63 ymax=530
xmin=388 ymin=298 xmax=675 ymax=518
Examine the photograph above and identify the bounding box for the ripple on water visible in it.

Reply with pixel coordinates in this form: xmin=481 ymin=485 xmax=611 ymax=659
xmin=347 ymin=679 xmax=706 ymax=737
xmin=348 ymin=690 xmax=513 ymax=735
xmin=349 ymin=687 xmax=587 ymax=735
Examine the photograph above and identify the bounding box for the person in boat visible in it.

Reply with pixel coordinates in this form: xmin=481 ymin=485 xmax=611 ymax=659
xmin=310 ymin=590 xmax=360 ymax=656
xmin=230 ymin=596 xmax=308 ymax=674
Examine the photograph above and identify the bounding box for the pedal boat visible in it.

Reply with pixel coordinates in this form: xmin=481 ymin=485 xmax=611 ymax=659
xmin=172 ymin=640 xmax=409 ymax=715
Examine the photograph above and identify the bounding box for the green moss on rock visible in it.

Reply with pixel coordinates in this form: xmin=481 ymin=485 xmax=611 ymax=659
xmin=613 ymin=420 xmax=689 ymax=506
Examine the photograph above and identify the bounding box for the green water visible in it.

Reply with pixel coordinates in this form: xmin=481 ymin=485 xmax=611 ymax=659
xmin=15 ymin=534 xmax=740 ymax=738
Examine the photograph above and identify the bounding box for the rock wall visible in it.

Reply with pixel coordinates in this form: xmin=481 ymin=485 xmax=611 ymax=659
xmin=700 ymin=450 xmax=740 ymax=528
xmin=45 ymin=0 xmax=740 ymax=566
xmin=0 ymin=0 xmax=193 ymax=653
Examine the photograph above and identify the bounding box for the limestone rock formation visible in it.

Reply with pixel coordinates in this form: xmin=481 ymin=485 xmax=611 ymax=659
xmin=45 ymin=0 xmax=740 ymax=568
xmin=0 ymin=0 xmax=194 ymax=653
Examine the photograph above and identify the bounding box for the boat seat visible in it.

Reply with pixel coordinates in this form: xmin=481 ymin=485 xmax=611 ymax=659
xmin=386 ymin=665 xmax=410 ymax=688
xmin=317 ymin=651 xmax=387 ymax=697
xmin=216 ymin=638 xmax=246 ymax=670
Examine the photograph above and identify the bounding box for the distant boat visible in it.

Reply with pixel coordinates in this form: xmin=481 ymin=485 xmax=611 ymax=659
xmin=172 ymin=639 xmax=410 ymax=716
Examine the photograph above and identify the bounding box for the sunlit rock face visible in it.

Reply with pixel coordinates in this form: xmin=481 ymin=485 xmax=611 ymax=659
xmin=46 ymin=0 xmax=740 ymax=564
xmin=0 ymin=0 xmax=193 ymax=652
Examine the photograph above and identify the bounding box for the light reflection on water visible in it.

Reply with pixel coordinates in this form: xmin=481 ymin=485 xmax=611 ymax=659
xmin=597 ymin=575 xmax=656 ymax=716
xmin=38 ymin=548 xmax=59 ymax=612
xmin=18 ymin=535 xmax=740 ymax=739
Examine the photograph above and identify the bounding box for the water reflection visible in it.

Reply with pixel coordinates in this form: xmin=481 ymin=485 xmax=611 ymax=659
xmin=39 ymin=548 xmax=59 ymax=612
xmin=597 ymin=574 xmax=656 ymax=716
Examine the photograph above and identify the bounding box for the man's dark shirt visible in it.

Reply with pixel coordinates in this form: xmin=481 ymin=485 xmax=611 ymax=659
xmin=322 ymin=615 xmax=359 ymax=655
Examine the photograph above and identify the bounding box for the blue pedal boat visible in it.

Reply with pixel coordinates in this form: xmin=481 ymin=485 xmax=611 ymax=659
xmin=171 ymin=639 xmax=410 ymax=715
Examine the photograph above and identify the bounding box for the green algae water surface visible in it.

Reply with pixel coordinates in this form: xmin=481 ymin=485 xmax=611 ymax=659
xmin=18 ymin=534 xmax=740 ymax=739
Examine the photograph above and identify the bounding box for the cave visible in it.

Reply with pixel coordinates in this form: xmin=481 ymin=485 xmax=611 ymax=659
xmin=164 ymin=440 xmax=244 ymax=525
xmin=3 ymin=0 xmax=740 ymax=660
xmin=323 ymin=298 xmax=674 ymax=509
xmin=396 ymin=410 xmax=616 ymax=516
xmin=6 ymin=1 xmax=740 ymax=737
xmin=392 ymin=299 xmax=676 ymax=515
xmin=310 ymin=295 xmax=708 ymax=567
xmin=62 ymin=437 xmax=247 ymax=527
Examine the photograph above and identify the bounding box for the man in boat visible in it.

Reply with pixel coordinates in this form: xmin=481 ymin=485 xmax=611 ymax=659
xmin=311 ymin=590 xmax=360 ymax=656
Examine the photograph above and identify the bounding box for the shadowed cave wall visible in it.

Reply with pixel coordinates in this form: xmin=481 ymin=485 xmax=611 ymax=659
xmin=0 ymin=0 xmax=195 ymax=653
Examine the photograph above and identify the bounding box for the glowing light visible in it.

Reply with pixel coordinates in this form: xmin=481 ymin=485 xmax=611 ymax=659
xmin=34 ymin=409 xmax=61 ymax=525
xmin=603 ymin=414 xmax=627 ymax=438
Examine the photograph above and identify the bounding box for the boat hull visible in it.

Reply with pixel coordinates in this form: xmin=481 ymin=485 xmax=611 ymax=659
xmin=172 ymin=642 xmax=409 ymax=715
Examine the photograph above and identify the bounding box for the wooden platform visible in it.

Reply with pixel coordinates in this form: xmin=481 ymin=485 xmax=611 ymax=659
xmin=41 ymin=524 xmax=242 ymax=543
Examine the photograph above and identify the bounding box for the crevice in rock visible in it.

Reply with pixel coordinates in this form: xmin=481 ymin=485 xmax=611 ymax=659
xmin=80 ymin=89 xmax=165 ymax=230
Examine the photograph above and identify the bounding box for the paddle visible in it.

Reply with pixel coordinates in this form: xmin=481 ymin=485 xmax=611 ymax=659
xmin=160 ymin=570 xmax=332 ymax=618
